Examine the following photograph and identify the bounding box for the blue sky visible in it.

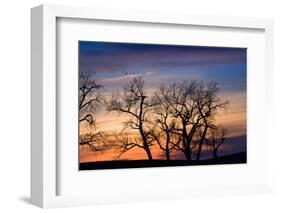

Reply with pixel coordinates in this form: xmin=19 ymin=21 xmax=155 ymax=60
xmin=79 ymin=41 xmax=246 ymax=94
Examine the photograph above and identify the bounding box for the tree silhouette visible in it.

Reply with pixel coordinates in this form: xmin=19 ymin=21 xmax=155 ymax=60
xmin=153 ymin=80 xmax=228 ymax=161
xmin=195 ymin=82 xmax=228 ymax=161
xmin=155 ymin=81 xmax=203 ymax=160
xmin=151 ymin=89 xmax=179 ymax=160
xmin=79 ymin=71 xmax=105 ymax=151
xmin=206 ymin=127 xmax=227 ymax=158
xmin=79 ymin=76 xmax=230 ymax=162
xmin=107 ymin=77 xmax=154 ymax=160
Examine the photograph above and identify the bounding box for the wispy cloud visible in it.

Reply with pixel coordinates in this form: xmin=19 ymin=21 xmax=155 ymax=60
xmin=79 ymin=41 xmax=246 ymax=75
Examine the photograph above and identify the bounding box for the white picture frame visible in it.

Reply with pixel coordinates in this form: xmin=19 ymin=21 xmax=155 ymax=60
xmin=31 ymin=4 xmax=274 ymax=208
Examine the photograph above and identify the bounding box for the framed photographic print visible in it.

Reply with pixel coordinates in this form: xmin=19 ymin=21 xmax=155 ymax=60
xmin=31 ymin=4 xmax=274 ymax=208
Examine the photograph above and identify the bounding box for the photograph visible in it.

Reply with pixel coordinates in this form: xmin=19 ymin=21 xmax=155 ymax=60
xmin=79 ymin=41 xmax=247 ymax=170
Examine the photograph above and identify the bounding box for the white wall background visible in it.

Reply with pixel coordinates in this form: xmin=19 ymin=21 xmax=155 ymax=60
xmin=0 ymin=0 xmax=280 ymax=212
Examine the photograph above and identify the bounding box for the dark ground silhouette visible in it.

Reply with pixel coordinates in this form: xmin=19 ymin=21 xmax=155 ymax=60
xmin=80 ymin=151 xmax=246 ymax=170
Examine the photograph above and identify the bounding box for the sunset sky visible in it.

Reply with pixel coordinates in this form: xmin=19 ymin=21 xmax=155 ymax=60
xmin=79 ymin=41 xmax=247 ymax=162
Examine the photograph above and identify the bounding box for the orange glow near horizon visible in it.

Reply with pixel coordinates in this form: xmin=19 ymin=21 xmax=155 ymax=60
xmin=80 ymin=90 xmax=246 ymax=163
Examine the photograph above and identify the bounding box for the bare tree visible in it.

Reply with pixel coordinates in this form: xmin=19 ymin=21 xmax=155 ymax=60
xmin=107 ymin=77 xmax=154 ymax=160
xmin=156 ymin=81 xmax=203 ymax=160
xmin=151 ymin=91 xmax=179 ymax=160
xmin=154 ymin=80 xmax=228 ymax=161
xmin=206 ymin=127 xmax=227 ymax=159
xmin=79 ymin=71 xmax=105 ymax=150
xmin=195 ymin=82 xmax=228 ymax=161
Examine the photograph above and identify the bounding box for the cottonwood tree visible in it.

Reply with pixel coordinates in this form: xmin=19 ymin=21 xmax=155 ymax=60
xmin=206 ymin=127 xmax=227 ymax=159
xmin=156 ymin=81 xmax=203 ymax=161
xmin=107 ymin=77 xmax=154 ymax=160
xmin=154 ymin=80 xmax=228 ymax=161
xmin=150 ymin=90 xmax=179 ymax=160
xmin=79 ymin=72 xmax=105 ymax=151
xmin=195 ymin=82 xmax=228 ymax=161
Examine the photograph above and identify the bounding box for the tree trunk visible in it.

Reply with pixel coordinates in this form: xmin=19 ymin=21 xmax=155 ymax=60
xmin=139 ymin=128 xmax=153 ymax=160
xmin=143 ymin=143 xmax=153 ymax=160
xmin=165 ymin=132 xmax=170 ymax=160
xmin=165 ymin=150 xmax=170 ymax=161
xmin=182 ymin=127 xmax=191 ymax=161
xmin=138 ymin=96 xmax=153 ymax=160
xmin=196 ymin=126 xmax=208 ymax=161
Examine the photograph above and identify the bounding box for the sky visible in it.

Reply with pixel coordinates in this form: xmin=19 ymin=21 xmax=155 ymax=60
xmin=79 ymin=41 xmax=247 ymax=162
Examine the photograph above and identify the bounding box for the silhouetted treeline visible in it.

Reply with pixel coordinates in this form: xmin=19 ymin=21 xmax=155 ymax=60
xmin=80 ymin=74 xmax=229 ymax=161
